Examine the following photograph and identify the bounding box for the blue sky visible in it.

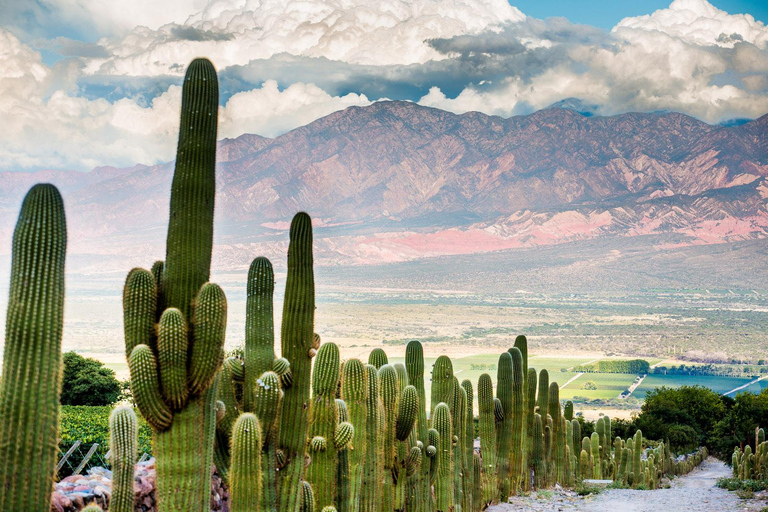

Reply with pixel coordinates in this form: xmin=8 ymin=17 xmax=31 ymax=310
xmin=511 ymin=0 xmax=766 ymax=28
xmin=1 ymin=0 xmax=767 ymax=172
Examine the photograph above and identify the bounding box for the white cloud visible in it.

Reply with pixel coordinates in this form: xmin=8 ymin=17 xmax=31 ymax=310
xmin=0 ymin=29 xmax=374 ymax=170
xmin=83 ymin=0 xmax=525 ymax=75
xmin=614 ymin=0 xmax=768 ymax=48
xmin=219 ymin=80 xmax=370 ymax=138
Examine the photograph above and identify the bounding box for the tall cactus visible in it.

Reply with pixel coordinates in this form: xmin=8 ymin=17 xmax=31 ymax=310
xmin=278 ymin=212 xmax=316 ymax=512
xmin=461 ymin=379 xmax=475 ymax=512
xmin=537 ymin=370 xmax=549 ymax=421
xmin=548 ymin=382 xmax=562 ymax=483
xmin=478 ymin=373 xmax=497 ymax=506
xmin=0 ymin=183 xmax=67 ymax=510
xmin=510 ymin=347 xmax=525 ymax=494
xmin=524 ymin=367 xmax=537 ymax=491
xmin=532 ymin=413 xmax=546 ymax=489
xmin=121 ymin=58 xmax=225 ymax=512
xmin=496 ymin=351 xmax=514 ymax=500
xmin=245 ymin=256 xmax=275 ymax=411
xmin=451 ymin=377 xmax=466 ymax=510
xmin=405 ymin=341 xmax=432 ymax=512
xmin=230 ymin=413 xmax=263 ymax=512
xmin=307 ymin=342 xmax=343 ymax=510
xmin=341 ymin=359 xmax=368 ymax=512
xmin=360 ymin=364 xmax=380 ymax=512
xmin=369 ymin=348 xmax=389 ymax=369
xmin=379 ymin=364 xmax=399 ymax=512
xmin=110 ymin=406 xmax=138 ymax=512
xmin=433 ymin=402 xmax=453 ymax=512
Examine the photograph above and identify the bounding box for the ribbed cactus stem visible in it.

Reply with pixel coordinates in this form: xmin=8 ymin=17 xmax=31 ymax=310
xmin=123 ymin=268 xmax=157 ymax=358
xmin=188 ymin=282 xmax=227 ymax=396
xmin=278 ymin=212 xmax=315 ymax=512
xmin=110 ymin=406 xmax=138 ymax=512
xmin=532 ymin=413 xmax=546 ymax=489
xmin=405 ymin=340 xmax=431 ymax=512
xmin=510 ymin=347 xmax=525 ymax=495
xmin=461 ymin=379 xmax=474 ymax=512
xmin=431 ymin=355 xmax=455 ymax=417
xmin=496 ymin=351 xmax=513 ymax=500
xmin=433 ymin=402 xmax=453 ymax=512
xmin=336 ymin=400 xmax=351 ymax=512
xmin=478 ymin=373 xmax=497 ymax=506
xmin=537 ymin=369 xmax=549 ymax=423
xmin=230 ymin=413 xmax=263 ymax=512
xmin=245 ymin=256 xmax=275 ymax=412
xmin=341 ymin=358 xmax=367 ymax=512
xmin=368 ymin=348 xmax=388 ymax=369
xmin=525 ymin=367 xmax=537 ymax=490
xmin=379 ymin=364 xmax=399 ymax=512
xmin=157 ymin=308 xmax=189 ymax=410
xmin=360 ymin=364 xmax=380 ymax=512
xmin=307 ymin=342 xmax=341 ymax=510
xmin=163 ymin=59 xmax=218 ymax=323
xmin=0 ymin=184 xmax=67 ymax=511
xmin=451 ymin=378 xmax=466 ymax=508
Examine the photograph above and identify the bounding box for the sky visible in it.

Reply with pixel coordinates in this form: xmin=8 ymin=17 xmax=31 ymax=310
xmin=0 ymin=0 xmax=767 ymax=172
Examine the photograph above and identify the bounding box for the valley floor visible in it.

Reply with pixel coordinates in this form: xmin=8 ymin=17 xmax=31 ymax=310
xmin=488 ymin=457 xmax=767 ymax=512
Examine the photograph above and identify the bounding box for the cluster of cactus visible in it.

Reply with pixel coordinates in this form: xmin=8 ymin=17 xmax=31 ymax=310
xmin=732 ymin=427 xmax=767 ymax=480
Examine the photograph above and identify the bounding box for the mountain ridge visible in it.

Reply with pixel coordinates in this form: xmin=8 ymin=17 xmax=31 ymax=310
xmin=0 ymin=101 xmax=766 ymax=274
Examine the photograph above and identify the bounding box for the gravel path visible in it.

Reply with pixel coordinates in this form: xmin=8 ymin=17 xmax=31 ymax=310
xmin=487 ymin=457 xmax=767 ymax=512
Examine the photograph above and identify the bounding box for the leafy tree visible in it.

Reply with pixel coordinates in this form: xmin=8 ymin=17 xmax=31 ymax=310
xmin=634 ymin=385 xmax=725 ymax=452
xmin=709 ymin=389 xmax=768 ymax=458
xmin=60 ymin=352 xmax=122 ymax=406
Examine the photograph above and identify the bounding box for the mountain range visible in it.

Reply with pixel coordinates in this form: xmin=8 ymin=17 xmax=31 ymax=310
xmin=0 ymin=100 xmax=766 ymax=276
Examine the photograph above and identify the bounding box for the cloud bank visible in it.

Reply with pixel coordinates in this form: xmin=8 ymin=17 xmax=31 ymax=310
xmin=0 ymin=0 xmax=766 ymax=172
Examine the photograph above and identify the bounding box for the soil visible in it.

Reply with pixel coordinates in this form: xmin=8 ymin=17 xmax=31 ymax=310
xmin=487 ymin=457 xmax=768 ymax=512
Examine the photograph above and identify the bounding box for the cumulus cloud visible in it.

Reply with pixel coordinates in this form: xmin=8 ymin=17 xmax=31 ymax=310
xmin=219 ymin=80 xmax=370 ymax=138
xmin=614 ymin=0 xmax=768 ymax=48
xmin=82 ymin=0 xmax=525 ymax=75
xmin=0 ymin=29 xmax=373 ymax=171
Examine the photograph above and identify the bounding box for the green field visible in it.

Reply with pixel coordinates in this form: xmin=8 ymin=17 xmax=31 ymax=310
xmin=386 ymin=352 xmax=764 ymax=406
xmin=633 ymin=374 xmax=760 ymax=398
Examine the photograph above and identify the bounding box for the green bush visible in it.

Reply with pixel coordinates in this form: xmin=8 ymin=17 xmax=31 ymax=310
xmin=60 ymin=405 xmax=152 ymax=462
xmin=716 ymin=478 xmax=768 ymax=492
xmin=61 ymin=352 xmax=122 ymax=406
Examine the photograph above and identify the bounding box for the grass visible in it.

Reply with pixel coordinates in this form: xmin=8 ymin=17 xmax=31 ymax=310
xmin=634 ymin=374 xmax=754 ymax=398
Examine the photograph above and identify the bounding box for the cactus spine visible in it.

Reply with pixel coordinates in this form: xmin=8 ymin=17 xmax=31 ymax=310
xmin=278 ymin=212 xmax=316 ymax=512
xmin=230 ymin=413 xmax=263 ymax=512
xmin=0 ymin=184 xmax=67 ymax=511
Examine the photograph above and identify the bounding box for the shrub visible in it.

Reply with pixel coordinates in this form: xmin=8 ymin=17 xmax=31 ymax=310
xmin=61 ymin=352 xmax=122 ymax=406
xmin=60 ymin=405 xmax=153 ymax=462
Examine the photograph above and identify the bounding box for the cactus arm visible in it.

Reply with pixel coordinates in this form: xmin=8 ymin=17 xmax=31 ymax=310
xmin=188 ymin=283 xmax=227 ymax=396
xmin=123 ymin=268 xmax=158 ymax=358
xmin=109 ymin=406 xmax=138 ymax=512
xmin=230 ymin=413 xmax=263 ymax=512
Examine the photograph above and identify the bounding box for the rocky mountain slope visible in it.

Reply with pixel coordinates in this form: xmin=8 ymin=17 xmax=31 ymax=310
xmin=0 ymin=101 xmax=766 ymax=273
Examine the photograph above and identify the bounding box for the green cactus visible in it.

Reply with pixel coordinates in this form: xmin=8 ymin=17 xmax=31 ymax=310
xmin=632 ymin=430 xmax=643 ymax=488
xmin=478 ymin=373 xmax=497 ymax=506
xmin=230 ymin=413 xmax=263 ymax=512
xmin=307 ymin=342 xmax=342 ymax=510
xmin=496 ymin=351 xmax=514 ymax=500
xmin=278 ymin=212 xmax=316 ymax=512
xmin=0 ymin=184 xmax=66 ymax=511
xmin=431 ymin=355 xmax=455 ymax=417
xmin=378 ymin=364 xmax=400 ymax=512
xmin=564 ymin=401 xmax=574 ymax=422
xmin=461 ymin=379 xmax=474 ymax=512
xmin=548 ymin=382 xmax=562 ymax=483
xmin=591 ymin=432 xmax=601 ymax=479
xmin=433 ymin=402 xmax=453 ymax=512
xmin=119 ymin=59 xmax=226 ymax=512
xmin=244 ymin=256 xmax=276 ymax=412
xmin=510 ymin=347 xmax=525 ymax=495
xmin=341 ymin=358 xmax=368 ymax=512
xmin=109 ymin=406 xmax=138 ymax=512
xmin=336 ymin=400 xmax=352 ymax=512
xmin=451 ymin=377 xmax=466 ymax=510
xmin=473 ymin=452 xmax=483 ymax=512
xmin=405 ymin=341 xmax=432 ymax=512
xmin=123 ymin=268 xmax=157 ymax=358
xmin=537 ymin=369 xmax=549 ymax=420
xmin=524 ymin=367 xmax=537 ymax=491
xmin=360 ymin=364 xmax=380 ymax=512
xmin=532 ymin=413 xmax=546 ymax=489
xmin=369 ymin=348 xmax=389 ymax=369
xmin=300 ymin=481 xmax=315 ymax=512
xmin=571 ymin=419 xmax=581 ymax=482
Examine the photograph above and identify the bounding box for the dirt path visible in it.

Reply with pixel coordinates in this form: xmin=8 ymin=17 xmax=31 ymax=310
xmin=487 ymin=457 xmax=767 ymax=511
